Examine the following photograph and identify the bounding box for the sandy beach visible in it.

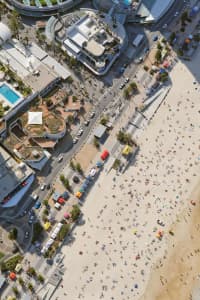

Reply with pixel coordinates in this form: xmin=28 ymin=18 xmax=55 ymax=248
xmin=52 ymin=50 xmax=200 ymax=300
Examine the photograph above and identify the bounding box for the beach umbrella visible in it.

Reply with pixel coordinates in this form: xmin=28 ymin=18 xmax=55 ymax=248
xmin=9 ymin=272 xmax=16 ymax=280
xmin=134 ymin=284 xmax=138 ymax=288
xmin=64 ymin=212 xmax=70 ymax=219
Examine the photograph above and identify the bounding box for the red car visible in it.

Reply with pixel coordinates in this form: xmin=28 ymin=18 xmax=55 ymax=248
xmin=57 ymin=197 xmax=65 ymax=205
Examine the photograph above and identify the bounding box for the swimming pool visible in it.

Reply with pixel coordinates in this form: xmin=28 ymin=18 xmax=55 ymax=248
xmin=124 ymin=0 xmax=132 ymax=5
xmin=0 ymin=83 xmax=20 ymax=104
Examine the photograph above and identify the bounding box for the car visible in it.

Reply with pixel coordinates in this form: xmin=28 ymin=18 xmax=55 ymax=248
xmin=25 ymin=231 xmax=29 ymax=239
xmin=152 ymin=35 xmax=158 ymax=42
xmin=34 ymin=201 xmax=41 ymax=209
xmin=32 ymin=194 xmax=38 ymax=201
xmin=58 ymin=155 xmax=63 ymax=162
xmin=46 ymin=259 xmax=53 ymax=265
xmin=123 ymin=63 xmax=128 ymax=68
xmin=119 ymin=83 xmax=125 ymax=89
xmin=73 ymin=137 xmax=78 ymax=144
xmin=84 ymin=119 xmax=90 ymax=126
xmin=162 ymin=23 xmax=167 ymax=29
xmin=119 ymin=67 xmax=125 ymax=74
xmin=138 ymin=57 xmax=143 ymax=63
xmin=73 ymin=175 xmax=80 ymax=183
xmin=144 ymin=47 xmax=149 ymax=53
xmin=90 ymin=111 xmax=95 ymax=118
xmin=57 ymin=197 xmax=65 ymax=205
xmin=46 ymin=183 xmax=51 ymax=190
xmin=40 ymin=184 xmax=46 ymax=191
xmin=77 ymin=130 xmax=83 ymax=137
xmin=125 ymin=77 xmax=129 ymax=83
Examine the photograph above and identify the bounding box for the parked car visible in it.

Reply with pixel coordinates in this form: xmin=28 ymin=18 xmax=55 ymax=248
xmin=90 ymin=111 xmax=95 ymax=118
xmin=46 ymin=183 xmax=51 ymax=190
xmin=54 ymin=202 xmax=61 ymax=210
xmin=34 ymin=201 xmax=41 ymax=209
xmin=73 ymin=137 xmax=78 ymax=144
xmin=84 ymin=119 xmax=90 ymax=126
xmin=124 ymin=77 xmax=129 ymax=83
xmin=25 ymin=231 xmax=29 ymax=239
xmin=40 ymin=184 xmax=46 ymax=191
xmin=32 ymin=194 xmax=38 ymax=201
xmin=57 ymin=198 xmax=65 ymax=205
xmin=152 ymin=35 xmax=158 ymax=42
xmin=58 ymin=155 xmax=63 ymax=162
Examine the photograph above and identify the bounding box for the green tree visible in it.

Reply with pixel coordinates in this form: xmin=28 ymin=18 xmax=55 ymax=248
xmin=58 ymin=224 xmax=70 ymax=241
xmin=8 ymin=228 xmax=18 ymax=240
xmin=155 ymin=49 xmax=162 ymax=62
xmin=28 ymin=282 xmax=34 ymax=292
xmin=100 ymin=116 xmax=108 ymax=126
xmin=18 ymin=277 xmax=25 ymax=287
xmin=12 ymin=286 xmax=19 ymax=296
xmin=9 ymin=10 xmax=21 ymax=38
xmin=123 ymin=88 xmax=130 ymax=99
xmin=76 ymin=162 xmax=83 ymax=174
xmin=70 ymin=160 xmax=75 ymax=170
xmin=93 ymin=137 xmax=100 ymax=149
xmin=71 ymin=205 xmax=81 ymax=222
xmin=37 ymin=274 xmax=44 ymax=283
xmin=27 ymin=267 xmax=36 ymax=277
xmin=43 ymin=199 xmax=49 ymax=207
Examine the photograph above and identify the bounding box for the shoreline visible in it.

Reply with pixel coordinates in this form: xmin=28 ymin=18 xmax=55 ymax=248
xmin=140 ymin=181 xmax=200 ymax=300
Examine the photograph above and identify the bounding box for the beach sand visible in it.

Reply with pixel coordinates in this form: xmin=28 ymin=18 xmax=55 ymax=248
xmin=52 ymin=51 xmax=200 ymax=300
xmin=141 ymin=182 xmax=200 ymax=300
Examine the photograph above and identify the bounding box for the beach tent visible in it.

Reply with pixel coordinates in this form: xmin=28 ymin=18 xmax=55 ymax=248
xmin=101 ymin=150 xmax=109 ymax=160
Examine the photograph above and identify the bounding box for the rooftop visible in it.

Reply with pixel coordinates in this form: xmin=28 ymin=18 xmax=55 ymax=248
xmin=0 ymin=145 xmax=33 ymax=202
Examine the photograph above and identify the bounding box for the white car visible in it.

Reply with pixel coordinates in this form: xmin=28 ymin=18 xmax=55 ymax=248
xmin=40 ymin=184 xmax=46 ymax=191
xmin=32 ymin=194 xmax=38 ymax=201
xmin=77 ymin=129 xmax=83 ymax=136
xmin=125 ymin=77 xmax=129 ymax=83
xmin=174 ymin=11 xmax=179 ymax=17
xmin=58 ymin=155 xmax=63 ymax=162
xmin=84 ymin=119 xmax=90 ymax=126
xmin=73 ymin=137 xmax=78 ymax=144
xmin=90 ymin=111 xmax=95 ymax=118
xmin=162 ymin=23 xmax=167 ymax=29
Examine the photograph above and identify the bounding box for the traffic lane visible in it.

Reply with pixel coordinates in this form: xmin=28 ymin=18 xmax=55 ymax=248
xmin=152 ymin=0 xmax=186 ymax=31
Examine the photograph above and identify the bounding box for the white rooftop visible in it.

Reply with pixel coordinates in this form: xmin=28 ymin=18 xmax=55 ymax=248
xmin=28 ymin=111 xmax=43 ymax=125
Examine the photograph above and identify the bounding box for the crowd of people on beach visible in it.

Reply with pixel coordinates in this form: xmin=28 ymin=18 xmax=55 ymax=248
xmin=53 ymin=63 xmax=200 ymax=300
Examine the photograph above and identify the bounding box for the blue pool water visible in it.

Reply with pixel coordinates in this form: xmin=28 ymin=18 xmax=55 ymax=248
xmin=0 ymin=84 xmax=20 ymax=104
xmin=124 ymin=0 xmax=131 ymax=5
